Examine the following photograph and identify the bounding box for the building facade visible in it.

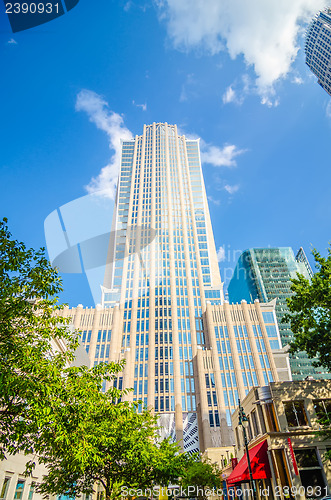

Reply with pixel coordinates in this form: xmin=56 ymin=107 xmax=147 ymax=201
xmin=59 ymin=123 xmax=289 ymax=452
xmin=0 ymin=455 xmax=48 ymax=500
xmin=229 ymin=380 xmax=331 ymax=500
xmin=305 ymin=8 xmax=331 ymax=97
xmin=228 ymin=247 xmax=330 ymax=381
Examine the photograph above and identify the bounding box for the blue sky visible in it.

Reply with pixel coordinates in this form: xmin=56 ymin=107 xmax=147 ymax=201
xmin=0 ymin=0 xmax=330 ymax=307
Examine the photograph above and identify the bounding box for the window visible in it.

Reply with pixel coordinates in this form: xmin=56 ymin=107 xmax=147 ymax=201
xmin=246 ymin=416 xmax=253 ymax=441
xmin=14 ymin=481 xmax=25 ymax=500
xmin=0 ymin=478 xmax=10 ymax=500
xmin=28 ymin=483 xmax=35 ymax=500
xmin=210 ymin=373 xmax=215 ymax=387
xmin=251 ymin=410 xmax=260 ymax=436
xmin=97 ymin=491 xmax=104 ymax=500
xmin=266 ymin=325 xmax=278 ymax=337
xmin=262 ymin=312 xmax=274 ymax=323
xmin=235 ymin=426 xmax=241 ymax=449
xmin=295 ymin=448 xmax=319 ymax=468
xmin=284 ymin=401 xmax=308 ymax=427
xmin=313 ymin=399 xmax=331 ymax=423
xmin=264 ymin=402 xmax=279 ymax=432
xmin=294 ymin=448 xmax=326 ymax=497
xmin=273 ymin=450 xmax=292 ymax=492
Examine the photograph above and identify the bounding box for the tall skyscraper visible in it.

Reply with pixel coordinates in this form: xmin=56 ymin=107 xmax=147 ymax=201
xmin=305 ymin=8 xmax=331 ymax=97
xmin=60 ymin=124 xmax=289 ymax=452
xmin=228 ymin=247 xmax=331 ymax=381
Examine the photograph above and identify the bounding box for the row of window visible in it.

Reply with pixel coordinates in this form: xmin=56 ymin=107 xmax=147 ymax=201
xmin=238 ymin=398 xmax=331 ymax=444
xmin=285 ymin=399 xmax=331 ymax=427
xmin=0 ymin=478 xmax=34 ymax=500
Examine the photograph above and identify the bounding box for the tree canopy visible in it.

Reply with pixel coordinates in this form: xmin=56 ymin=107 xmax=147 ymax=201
xmin=285 ymin=246 xmax=331 ymax=371
xmin=180 ymin=457 xmax=222 ymax=500
xmin=34 ymin=364 xmax=191 ymax=500
xmin=0 ymin=218 xmax=193 ymax=500
xmin=0 ymin=217 xmax=77 ymax=458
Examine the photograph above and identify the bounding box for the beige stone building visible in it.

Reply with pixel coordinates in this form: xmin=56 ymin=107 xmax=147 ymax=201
xmin=60 ymin=298 xmax=290 ymax=452
xmin=58 ymin=122 xmax=290 ymax=453
xmin=0 ymin=456 xmax=49 ymax=500
xmin=229 ymin=380 xmax=331 ymax=500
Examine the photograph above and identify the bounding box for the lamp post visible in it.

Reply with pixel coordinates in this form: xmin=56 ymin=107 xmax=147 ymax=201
xmin=238 ymin=400 xmax=257 ymax=500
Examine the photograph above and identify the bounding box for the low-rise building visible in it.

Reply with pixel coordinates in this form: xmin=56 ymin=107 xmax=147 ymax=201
xmin=228 ymin=380 xmax=331 ymax=500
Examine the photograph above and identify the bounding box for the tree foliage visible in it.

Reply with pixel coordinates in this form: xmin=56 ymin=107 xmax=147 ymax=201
xmin=285 ymin=246 xmax=331 ymax=371
xmin=180 ymin=457 xmax=221 ymax=500
xmin=0 ymin=218 xmax=192 ymax=500
xmin=34 ymin=363 xmax=191 ymax=500
xmin=0 ymin=217 xmax=76 ymax=458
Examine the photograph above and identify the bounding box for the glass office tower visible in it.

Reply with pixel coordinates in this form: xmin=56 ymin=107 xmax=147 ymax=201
xmin=60 ymin=124 xmax=288 ymax=452
xmin=305 ymin=8 xmax=331 ymax=97
xmin=228 ymin=247 xmax=331 ymax=381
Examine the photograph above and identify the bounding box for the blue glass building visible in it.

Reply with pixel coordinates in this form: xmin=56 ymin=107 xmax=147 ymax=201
xmin=228 ymin=247 xmax=330 ymax=381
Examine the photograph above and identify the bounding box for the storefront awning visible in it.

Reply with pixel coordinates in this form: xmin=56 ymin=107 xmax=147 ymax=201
xmin=227 ymin=440 xmax=271 ymax=485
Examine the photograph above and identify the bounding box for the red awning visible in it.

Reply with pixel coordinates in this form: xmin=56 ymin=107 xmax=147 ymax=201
xmin=227 ymin=440 xmax=271 ymax=485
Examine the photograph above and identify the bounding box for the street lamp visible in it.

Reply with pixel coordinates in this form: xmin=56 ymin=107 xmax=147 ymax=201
xmin=238 ymin=400 xmax=257 ymax=500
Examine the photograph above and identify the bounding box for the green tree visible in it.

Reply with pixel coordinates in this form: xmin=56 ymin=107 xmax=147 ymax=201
xmin=285 ymin=246 xmax=331 ymax=371
xmin=180 ymin=457 xmax=222 ymax=500
xmin=34 ymin=365 xmax=190 ymax=500
xmin=0 ymin=219 xmax=189 ymax=500
xmin=0 ymin=217 xmax=77 ymax=458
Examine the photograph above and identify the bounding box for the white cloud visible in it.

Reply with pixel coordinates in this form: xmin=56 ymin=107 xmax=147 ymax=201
xmin=223 ymin=73 xmax=281 ymax=106
xmin=201 ymin=142 xmax=246 ymax=168
xmin=207 ymin=195 xmax=221 ymax=206
xmin=155 ymin=0 xmax=329 ymax=100
xmin=75 ymin=90 xmax=133 ymax=199
xmin=132 ymin=100 xmax=147 ymax=111
xmin=326 ymin=100 xmax=331 ymax=119
xmin=292 ymin=75 xmax=304 ymax=85
xmin=217 ymin=246 xmax=226 ymax=262
xmin=224 ymin=184 xmax=240 ymax=194
xmin=222 ymin=85 xmax=247 ymax=105
xmin=7 ymin=38 xmax=17 ymax=45
xmin=177 ymin=128 xmax=246 ymax=169
xmin=261 ymin=95 xmax=280 ymax=108
xmin=222 ymin=86 xmax=236 ymax=104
